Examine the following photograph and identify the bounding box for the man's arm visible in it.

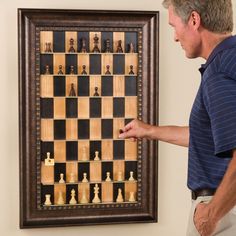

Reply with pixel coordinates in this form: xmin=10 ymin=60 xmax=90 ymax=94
xmin=119 ymin=119 xmax=189 ymax=147
xmin=194 ymin=149 xmax=236 ymax=236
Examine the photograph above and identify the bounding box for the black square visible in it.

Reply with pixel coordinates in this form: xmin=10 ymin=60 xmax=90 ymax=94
xmin=113 ymin=183 xmax=124 ymax=202
xmin=90 ymin=141 xmax=101 ymax=160
xmin=41 ymin=184 xmax=54 ymax=205
xmin=90 ymin=98 xmax=101 ymax=118
xmin=54 ymin=163 xmax=66 ymax=182
xmin=66 ymin=141 xmax=78 ymax=160
xmin=78 ymin=76 xmax=89 ymax=96
xmin=77 ymin=32 xmax=89 ymax=52
xmin=53 ymin=31 xmax=65 ymax=52
xmin=66 ymin=54 xmax=77 ymax=74
xmin=125 ymin=76 xmax=137 ymax=96
xmin=66 ymin=184 xmax=78 ymax=204
xmin=113 ymin=98 xmax=125 ymax=117
xmin=40 ymin=54 xmax=53 ymax=74
xmin=54 ymin=76 xmax=66 ymax=96
xmin=102 ymin=162 xmax=113 ymax=181
xmin=90 ymin=183 xmax=102 ymax=203
xmin=125 ymin=161 xmax=137 ymax=180
xmin=40 ymin=141 xmax=54 ymax=161
xmin=89 ymin=55 xmax=101 ymax=74
xmin=78 ymin=163 xmax=90 ymax=182
xmin=66 ymin=98 xmax=78 ymax=118
xmin=102 ymin=119 xmax=113 ymax=139
xmin=113 ymin=55 xmax=125 ymax=74
xmin=54 ymin=120 xmax=66 ymax=140
xmin=113 ymin=140 xmax=124 ymax=160
xmin=101 ymin=32 xmax=113 ymax=53
xmin=41 ymin=98 xmax=53 ymax=118
xmin=101 ymin=76 xmax=113 ymax=96
xmin=125 ymin=32 xmax=138 ymax=53
xmin=78 ymin=120 xmax=90 ymax=139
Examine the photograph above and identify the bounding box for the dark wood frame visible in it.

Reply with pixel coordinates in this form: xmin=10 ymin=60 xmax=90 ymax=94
xmin=18 ymin=8 xmax=159 ymax=228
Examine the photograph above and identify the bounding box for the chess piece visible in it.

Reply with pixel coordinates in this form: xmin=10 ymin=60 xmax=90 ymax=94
xmin=69 ymin=189 xmax=77 ymax=204
xmin=129 ymin=171 xmax=135 ymax=181
xmin=105 ymin=172 xmax=111 ymax=182
xmin=92 ymin=34 xmax=100 ymax=53
xmin=116 ymin=40 xmax=123 ymax=53
xmin=116 ymin=188 xmax=124 ymax=203
xmin=92 ymin=184 xmax=101 ymax=203
xmin=45 ymin=42 xmax=52 ymax=53
xmin=105 ymin=65 xmax=111 ymax=75
xmin=80 ymin=189 xmax=89 ymax=204
xmin=68 ymin=38 xmax=76 ymax=53
xmin=57 ymin=191 xmax=65 ymax=205
xmin=129 ymin=192 xmax=136 ymax=202
xmin=117 ymin=171 xmax=123 ymax=181
xmin=119 ymin=129 xmax=124 ymax=134
xmin=45 ymin=152 xmax=54 ymax=166
xmin=58 ymin=65 xmax=64 ymax=75
xmin=93 ymin=87 xmax=99 ymax=96
xmin=129 ymin=65 xmax=135 ymax=75
xmin=59 ymin=173 xmax=65 ymax=183
xmin=69 ymin=65 xmax=75 ymax=74
xmin=69 ymin=83 xmax=76 ymax=96
xmin=81 ymin=65 xmax=87 ymax=75
xmin=104 ymin=39 xmax=111 ymax=53
xmin=80 ymin=38 xmax=87 ymax=53
xmin=69 ymin=173 xmax=76 ymax=183
xmin=81 ymin=146 xmax=87 ymax=161
xmin=44 ymin=194 xmax=52 ymax=205
xmin=82 ymin=173 xmax=88 ymax=182
xmin=45 ymin=65 xmax=50 ymax=75
xmin=94 ymin=151 xmax=100 ymax=161
xmin=129 ymin=42 xmax=135 ymax=53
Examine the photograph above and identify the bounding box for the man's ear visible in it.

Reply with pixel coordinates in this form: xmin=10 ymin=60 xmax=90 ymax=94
xmin=189 ymin=11 xmax=201 ymax=29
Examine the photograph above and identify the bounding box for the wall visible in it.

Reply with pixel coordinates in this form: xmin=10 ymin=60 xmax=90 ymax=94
xmin=0 ymin=0 xmax=235 ymax=235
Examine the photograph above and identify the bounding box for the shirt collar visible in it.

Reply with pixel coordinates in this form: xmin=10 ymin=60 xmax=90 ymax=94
xmin=199 ymin=35 xmax=236 ymax=75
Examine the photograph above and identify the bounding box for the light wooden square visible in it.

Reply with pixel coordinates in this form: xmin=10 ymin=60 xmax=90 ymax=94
xmin=102 ymin=182 xmax=113 ymax=202
xmin=77 ymin=54 xmax=89 ymax=75
xmin=40 ymin=31 xmax=53 ymax=53
xmin=78 ymin=183 xmax=90 ymax=203
xmin=41 ymin=119 xmax=53 ymax=141
xmin=53 ymin=54 xmax=65 ymax=75
xmin=125 ymin=97 xmax=137 ymax=118
xmin=54 ymin=98 xmax=65 ymax=119
xmin=90 ymin=119 xmax=101 ymax=140
xmin=125 ymin=54 xmax=138 ymax=75
xmin=66 ymin=76 xmax=77 ymax=97
xmin=66 ymin=162 xmax=78 ymax=183
xmin=113 ymin=118 xmax=125 ymax=139
xmin=89 ymin=32 xmax=101 ymax=53
xmin=102 ymin=54 xmax=113 ymax=75
xmin=78 ymin=98 xmax=89 ymax=118
xmin=40 ymin=76 xmax=53 ymax=97
xmin=78 ymin=140 xmax=89 ymax=161
xmin=113 ymin=76 xmax=124 ymax=97
xmin=101 ymin=140 xmax=113 ymax=160
xmin=54 ymin=184 xmax=66 ymax=205
xmin=41 ymin=162 xmax=54 ymax=184
xmin=125 ymin=140 xmax=137 ymax=160
xmin=90 ymin=162 xmax=101 ymax=182
xmin=113 ymin=32 xmax=125 ymax=53
xmin=125 ymin=182 xmax=137 ymax=201
xmin=65 ymin=31 xmax=78 ymax=53
xmin=113 ymin=160 xmax=125 ymax=181
xmin=89 ymin=76 xmax=101 ymax=96
xmin=66 ymin=119 xmax=78 ymax=140
xmin=101 ymin=97 xmax=113 ymax=118
xmin=54 ymin=141 xmax=66 ymax=162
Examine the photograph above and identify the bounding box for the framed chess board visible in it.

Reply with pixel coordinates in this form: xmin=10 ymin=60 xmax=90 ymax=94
xmin=18 ymin=9 xmax=159 ymax=228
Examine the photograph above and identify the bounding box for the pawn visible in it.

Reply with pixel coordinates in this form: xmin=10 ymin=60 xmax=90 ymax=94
xmin=69 ymin=83 xmax=76 ymax=96
xmin=104 ymin=39 xmax=111 ymax=53
xmin=57 ymin=191 xmax=65 ymax=205
xmin=69 ymin=65 xmax=75 ymax=74
xmin=93 ymin=87 xmax=99 ymax=96
xmin=129 ymin=192 xmax=136 ymax=202
xmin=129 ymin=42 xmax=135 ymax=53
xmin=68 ymin=38 xmax=75 ymax=53
xmin=44 ymin=194 xmax=52 ymax=205
xmin=69 ymin=189 xmax=77 ymax=205
xmin=82 ymin=173 xmax=88 ymax=182
xmin=58 ymin=65 xmax=64 ymax=75
xmin=80 ymin=189 xmax=89 ymax=204
xmin=80 ymin=38 xmax=87 ymax=53
xmin=116 ymin=188 xmax=124 ymax=203
xmin=129 ymin=65 xmax=135 ymax=75
xmin=105 ymin=172 xmax=111 ymax=182
xmin=105 ymin=65 xmax=111 ymax=75
xmin=69 ymin=173 xmax=76 ymax=183
xmin=128 ymin=171 xmax=135 ymax=181
xmin=81 ymin=65 xmax=87 ymax=75
xmin=45 ymin=65 xmax=50 ymax=75
xmin=45 ymin=152 xmax=54 ymax=166
xmin=116 ymin=40 xmax=123 ymax=53
xmin=59 ymin=173 xmax=65 ymax=183
xmin=117 ymin=171 xmax=123 ymax=181
xmin=94 ymin=151 xmax=100 ymax=161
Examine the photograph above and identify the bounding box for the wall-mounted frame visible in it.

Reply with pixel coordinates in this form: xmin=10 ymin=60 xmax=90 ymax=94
xmin=18 ymin=8 xmax=159 ymax=228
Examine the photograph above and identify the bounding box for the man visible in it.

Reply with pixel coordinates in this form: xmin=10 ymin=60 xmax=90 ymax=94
xmin=119 ymin=0 xmax=236 ymax=235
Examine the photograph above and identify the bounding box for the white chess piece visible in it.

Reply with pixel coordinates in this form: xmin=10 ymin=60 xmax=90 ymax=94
xmin=129 ymin=192 xmax=136 ymax=202
xmin=105 ymin=172 xmax=111 ymax=182
xmin=82 ymin=173 xmax=88 ymax=182
xmin=117 ymin=171 xmax=123 ymax=181
xmin=45 ymin=152 xmax=54 ymax=166
xmin=59 ymin=173 xmax=65 ymax=183
xmin=69 ymin=173 xmax=76 ymax=183
xmin=44 ymin=194 xmax=52 ymax=205
xmin=81 ymin=146 xmax=87 ymax=161
xmin=92 ymin=184 xmax=101 ymax=203
xmin=116 ymin=188 xmax=124 ymax=202
xmin=128 ymin=171 xmax=135 ymax=181
xmin=57 ymin=191 xmax=65 ymax=205
xmin=94 ymin=151 xmax=100 ymax=161
xmin=80 ymin=189 xmax=89 ymax=204
xmin=69 ymin=189 xmax=77 ymax=204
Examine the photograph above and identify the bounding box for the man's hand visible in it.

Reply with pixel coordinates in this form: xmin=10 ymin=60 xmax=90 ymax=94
xmin=194 ymin=202 xmax=218 ymax=236
xmin=118 ymin=119 xmax=151 ymax=140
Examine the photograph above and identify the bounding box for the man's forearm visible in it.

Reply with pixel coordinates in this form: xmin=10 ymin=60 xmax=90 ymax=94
xmin=208 ymin=149 xmax=236 ymax=221
xmin=146 ymin=125 xmax=189 ymax=147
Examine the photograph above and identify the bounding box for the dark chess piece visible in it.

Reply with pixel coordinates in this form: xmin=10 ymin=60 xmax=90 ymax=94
xmin=58 ymin=65 xmax=64 ymax=75
xmin=92 ymin=34 xmax=100 ymax=53
xmin=105 ymin=65 xmax=111 ymax=75
xmin=93 ymin=87 xmax=99 ymax=96
xmin=104 ymin=39 xmax=111 ymax=53
xmin=129 ymin=65 xmax=135 ymax=75
xmin=45 ymin=42 xmax=52 ymax=53
xmin=69 ymin=65 xmax=75 ymax=74
xmin=69 ymin=83 xmax=76 ymax=96
xmin=116 ymin=40 xmax=123 ymax=53
xmin=68 ymin=38 xmax=76 ymax=53
xmin=45 ymin=65 xmax=50 ymax=75
xmin=80 ymin=38 xmax=87 ymax=53
xmin=81 ymin=65 xmax=87 ymax=75
xmin=129 ymin=42 xmax=135 ymax=53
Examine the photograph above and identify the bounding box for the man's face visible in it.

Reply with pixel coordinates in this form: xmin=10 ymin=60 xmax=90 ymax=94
xmin=168 ymin=5 xmax=201 ymax=58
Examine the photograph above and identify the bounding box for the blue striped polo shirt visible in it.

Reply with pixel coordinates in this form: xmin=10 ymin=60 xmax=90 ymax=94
xmin=188 ymin=35 xmax=236 ymax=191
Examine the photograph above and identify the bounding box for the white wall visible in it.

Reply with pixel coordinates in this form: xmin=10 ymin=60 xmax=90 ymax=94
xmin=0 ymin=0 xmax=235 ymax=235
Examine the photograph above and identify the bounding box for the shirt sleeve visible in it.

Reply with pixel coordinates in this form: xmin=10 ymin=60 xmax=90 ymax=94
xmin=203 ymin=73 xmax=236 ymax=158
